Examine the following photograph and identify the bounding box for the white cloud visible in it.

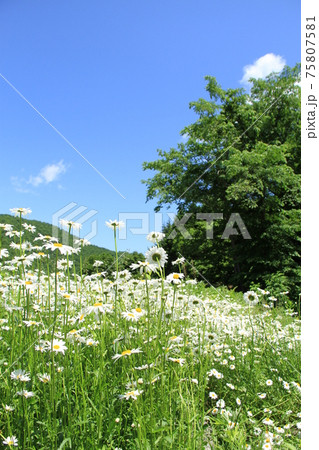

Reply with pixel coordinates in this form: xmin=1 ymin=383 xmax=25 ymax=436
xmin=11 ymin=160 xmax=67 ymax=193
xmin=240 ymin=53 xmax=286 ymax=86
xmin=28 ymin=160 xmax=66 ymax=186
xmin=11 ymin=176 xmax=32 ymax=194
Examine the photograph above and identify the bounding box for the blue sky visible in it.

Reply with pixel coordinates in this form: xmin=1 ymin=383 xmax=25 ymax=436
xmin=0 ymin=0 xmax=300 ymax=253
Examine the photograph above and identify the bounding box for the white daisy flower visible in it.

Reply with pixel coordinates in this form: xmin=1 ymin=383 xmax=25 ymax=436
xmin=59 ymin=219 xmax=82 ymax=230
xmin=130 ymin=260 xmax=157 ymax=274
xmin=146 ymin=231 xmax=165 ymax=243
xmin=172 ymin=257 xmax=185 ymax=265
xmin=10 ymin=207 xmax=32 ymax=217
xmin=216 ymin=399 xmax=225 ymax=408
xmin=262 ymin=417 xmax=274 ymax=426
xmin=168 ymin=335 xmax=183 ymax=343
xmin=93 ymin=260 xmax=104 ymax=267
xmin=112 ymin=348 xmax=143 ymax=361
xmin=38 ymin=373 xmax=51 ymax=383
xmin=10 ymin=369 xmax=30 ymax=382
xmin=0 ymin=249 xmax=9 ymax=259
xmin=47 ymin=339 xmax=67 ymax=355
xmin=4 ymin=405 xmax=14 ymax=412
xmin=16 ymin=390 xmax=35 ymax=398
xmin=2 ymin=436 xmax=18 ymax=446
xmin=74 ymin=238 xmax=91 ymax=246
xmin=262 ymin=444 xmax=272 ymax=450
xmin=166 ymin=273 xmax=184 ymax=284
xmin=86 ymin=302 xmax=107 ymax=315
xmin=86 ymin=338 xmax=99 ymax=347
xmin=123 ymin=310 xmax=139 ymax=321
xmin=168 ymin=357 xmax=185 ymax=366
xmin=44 ymin=242 xmax=73 ymax=255
xmin=209 ymin=392 xmax=218 ymax=400
xmin=243 ymin=291 xmax=259 ymax=305
xmin=105 ymin=219 xmax=125 ymax=229
xmin=145 ymin=246 xmax=168 ymax=267
xmin=119 ymin=389 xmax=143 ymax=400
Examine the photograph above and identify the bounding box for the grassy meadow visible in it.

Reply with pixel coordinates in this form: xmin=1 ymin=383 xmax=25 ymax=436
xmin=0 ymin=210 xmax=301 ymax=449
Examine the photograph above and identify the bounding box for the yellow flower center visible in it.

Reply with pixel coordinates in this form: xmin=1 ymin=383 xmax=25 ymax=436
xmin=135 ymin=308 xmax=142 ymax=313
xmin=79 ymin=314 xmax=84 ymax=321
xmin=128 ymin=313 xmax=135 ymax=317
xmin=94 ymin=302 xmax=102 ymax=307
xmin=122 ymin=350 xmax=132 ymax=356
xmin=53 ymin=243 xmax=63 ymax=247
xmin=53 ymin=345 xmax=60 ymax=350
xmin=173 ymin=274 xmax=180 ymax=279
xmin=25 ymin=281 xmax=33 ymax=285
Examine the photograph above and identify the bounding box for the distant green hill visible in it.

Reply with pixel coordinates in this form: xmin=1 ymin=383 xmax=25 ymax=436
xmin=0 ymin=214 xmax=144 ymax=276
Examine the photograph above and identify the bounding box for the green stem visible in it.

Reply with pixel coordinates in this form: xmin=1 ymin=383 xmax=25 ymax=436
xmin=114 ymin=227 xmax=119 ymax=280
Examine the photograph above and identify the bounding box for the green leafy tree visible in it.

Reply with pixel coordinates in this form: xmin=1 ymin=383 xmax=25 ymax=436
xmin=143 ymin=64 xmax=300 ymax=301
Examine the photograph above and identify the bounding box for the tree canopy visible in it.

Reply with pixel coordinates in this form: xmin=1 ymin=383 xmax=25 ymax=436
xmin=143 ymin=64 xmax=301 ymax=301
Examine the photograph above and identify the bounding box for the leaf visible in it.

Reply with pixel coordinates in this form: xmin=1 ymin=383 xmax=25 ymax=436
xmin=58 ymin=438 xmax=72 ymax=450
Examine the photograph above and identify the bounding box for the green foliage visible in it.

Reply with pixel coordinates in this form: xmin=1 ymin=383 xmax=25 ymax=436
xmin=83 ymin=251 xmax=145 ymax=277
xmin=143 ymin=64 xmax=300 ymax=302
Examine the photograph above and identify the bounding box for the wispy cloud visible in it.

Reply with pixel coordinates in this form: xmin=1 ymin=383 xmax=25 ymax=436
xmin=11 ymin=160 xmax=67 ymax=193
xmin=27 ymin=160 xmax=66 ymax=187
xmin=11 ymin=176 xmax=32 ymax=194
xmin=240 ymin=53 xmax=286 ymax=86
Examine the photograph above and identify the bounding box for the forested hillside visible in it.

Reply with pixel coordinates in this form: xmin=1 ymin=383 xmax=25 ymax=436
xmin=0 ymin=214 xmax=143 ymax=275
